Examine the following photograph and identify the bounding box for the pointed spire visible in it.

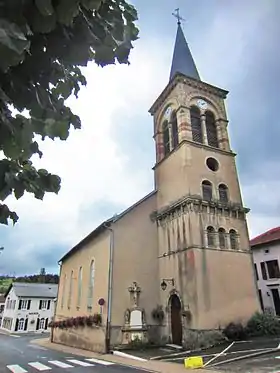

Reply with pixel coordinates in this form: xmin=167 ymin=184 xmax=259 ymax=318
xmin=169 ymin=9 xmax=200 ymax=82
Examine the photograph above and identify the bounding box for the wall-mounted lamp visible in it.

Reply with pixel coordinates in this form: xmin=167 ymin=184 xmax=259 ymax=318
xmin=161 ymin=278 xmax=175 ymax=291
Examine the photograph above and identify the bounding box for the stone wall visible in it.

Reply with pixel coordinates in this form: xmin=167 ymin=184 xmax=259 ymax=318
xmin=52 ymin=325 xmax=106 ymax=353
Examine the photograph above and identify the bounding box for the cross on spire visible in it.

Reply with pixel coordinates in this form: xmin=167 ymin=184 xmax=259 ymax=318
xmin=172 ymin=8 xmax=185 ymax=25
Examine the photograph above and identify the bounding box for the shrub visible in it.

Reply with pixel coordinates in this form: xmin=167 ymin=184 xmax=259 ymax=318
xmin=223 ymin=322 xmax=246 ymax=341
xmin=92 ymin=313 xmax=102 ymax=325
xmin=246 ymin=312 xmax=280 ymax=337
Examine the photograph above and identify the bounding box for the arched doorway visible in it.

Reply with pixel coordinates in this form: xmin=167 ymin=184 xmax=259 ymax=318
xmin=170 ymin=294 xmax=182 ymax=345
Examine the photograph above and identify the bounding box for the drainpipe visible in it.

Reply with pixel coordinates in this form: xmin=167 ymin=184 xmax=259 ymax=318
xmin=104 ymin=222 xmax=115 ymax=353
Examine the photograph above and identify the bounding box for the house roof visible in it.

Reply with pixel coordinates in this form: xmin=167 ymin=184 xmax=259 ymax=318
xmin=250 ymin=227 xmax=280 ymax=248
xmin=59 ymin=190 xmax=157 ymax=264
xmin=169 ymin=23 xmax=200 ymax=82
xmin=5 ymin=282 xmax=58 ymax=298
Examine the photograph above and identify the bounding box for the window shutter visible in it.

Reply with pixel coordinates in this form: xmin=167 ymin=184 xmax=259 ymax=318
xmin=24 ymin=318 xmax=28 ymax=331
xmin=36 ymin=318 xmax=40 ymax=330
xmin=45 ymin=318 xmax=48 ymax=330
xmin=39 ymin=300 xmax=42 ymax=310
xmin=27 ymin=300 xmax=31 ymax=310
xmin=15 ymin=318 xmax=19 ymax=331
xmin=47 ymin=300 xmax=51 ymax=310
xmin=18 ymin=300 xmax=22 ymax=310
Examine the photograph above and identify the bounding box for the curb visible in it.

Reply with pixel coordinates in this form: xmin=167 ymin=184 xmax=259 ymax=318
xmin=209 ymin=347 xmax=280 ymax=367
xmin=112 ymin=350 xmax=148 ymax=362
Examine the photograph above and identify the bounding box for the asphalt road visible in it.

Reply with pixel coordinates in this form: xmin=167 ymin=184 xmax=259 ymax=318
xmin=0 ymin=333 xmax=147 ymax=373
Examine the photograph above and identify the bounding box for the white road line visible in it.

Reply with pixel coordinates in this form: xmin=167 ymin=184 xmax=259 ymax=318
xmin=275 ymin=356 xmax=280 ymax=359
xmin=10 ymin=335 xmax=21 ymax=338
xmin=86 ymin=358 xmax=114 ymax=366
xmin=204 ymin=342 xmax=235 ymax=367
xmin=28 ymin=362 xmax=52 ymax=371
xmin=67 ymin=359 xmax=94 ymax=367
xmin=48 ymin=360 xmax=74 ymax=368
xmin=7 ymin=365 xmax=28 ymax=373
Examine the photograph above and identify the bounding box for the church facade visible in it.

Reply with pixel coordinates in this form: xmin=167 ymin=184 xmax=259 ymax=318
xmin=52 ymin=21 xmax=260 ymax=353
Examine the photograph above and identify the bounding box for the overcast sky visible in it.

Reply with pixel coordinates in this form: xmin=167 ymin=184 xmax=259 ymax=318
xmin=0 ymin=0 xmax=279 ymax=276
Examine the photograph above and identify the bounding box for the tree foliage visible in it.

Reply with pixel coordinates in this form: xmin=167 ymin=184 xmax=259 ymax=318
xmin=0 ymin=0 xmax=138 ymax=225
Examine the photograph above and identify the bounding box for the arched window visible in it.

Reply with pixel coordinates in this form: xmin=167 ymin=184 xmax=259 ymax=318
xmin=87 ymin=259 xmax=95 ymax=309
xmin=67 ymin=270 xmax=73 ymax=309
xmin=162 ymin=120 xmax=170 ymax=156
xmin=219 ymin=184 xmax=228 ymax=203
xmin=202 ymin=180 xmax=212 ymax=201
xmin=18 ymin=318 xmax=25 ymax=331
xmin=77 ymin=266 xmax=83 ymax=308
xmin=171 ymin=111 xmax=179 ymax=149
xmin=207 ymin=226 xmax=215 ymax=247
xmin=218 ymin=228 xmax=226 ymax=249
xmin=205 ymin=111 xmax=219 ymax=148
xmin=39 ymin=318 xmax=45 ymax=330
xmin=229 ymin=229 xmax=238 ymax=250
xmin=190 ymin=106 xmax=203 ymax=143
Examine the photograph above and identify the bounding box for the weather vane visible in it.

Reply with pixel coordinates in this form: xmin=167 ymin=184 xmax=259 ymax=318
xmin=172 ymin=8 xmax=185 ymax=25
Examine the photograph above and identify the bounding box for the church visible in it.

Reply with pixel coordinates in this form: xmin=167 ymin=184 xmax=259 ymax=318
xmin=52 ymin=16 xmax=260 ymax=353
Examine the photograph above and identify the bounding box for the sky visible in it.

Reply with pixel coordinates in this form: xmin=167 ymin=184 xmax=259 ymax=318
xmin=0 ymin=0 xmax=280 ymax=276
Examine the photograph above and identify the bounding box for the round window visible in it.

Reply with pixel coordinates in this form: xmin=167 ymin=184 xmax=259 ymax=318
xmin=206 ymin=157 xmax=219 ymax=172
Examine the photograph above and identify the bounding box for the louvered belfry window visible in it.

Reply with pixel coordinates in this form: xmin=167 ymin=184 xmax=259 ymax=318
xmin=219 ymin=184 xmax=228 ymax=203
xmin=162 ymin=120 xmax=170 ymax=156
xmin=205 ymin=111 xmax=219 ymax=148
xmin=190 ymin=106 xmax=203 ymax=143
xmin=202 ymin=180 xmax=212 ymax=201
xmin=171 ymin=111 xmax=179 ymax=148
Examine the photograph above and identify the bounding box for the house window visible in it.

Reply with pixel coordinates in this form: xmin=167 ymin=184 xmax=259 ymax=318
xmin=260 ymin=262 xmax=267 ymax=280
xmin=202 ymin=180 xmax=212 ymax=201
xmin=205 ymin=111 xmax=219 ymax=148
xmin=229 ymin=229 xmax=238 ymax=250
xmin=171 ymin=111 xmax=179 ymax=149
xmin=19 ymin=300 xmax=31 ymax=310
xmin=266 ymin=260 xmax=280 ymax=279
xmin=77 ymin=266 xmax=83 ymax=308
xmin=190 ymin=106 xmax=203 ymax=143
xmin=39 ymin=318 xmax=45 ymax=329
xmin=218 ymin=184 xmax=228 ymax=203
xmin=207 ymin=226 xmax=215 ymax=247
xmin=162 ymin=120 xmax=170 ymax=156
xmin=68 ymin=270 xmax=74 ymax=309
xmin=87 ymin=260 xmax=95 ymax=309
xmin=18 ymin=318 xmax=25 ymax=331
xmin=39 ymin=300 xmax=50 ymax=310
xmin=254 ymin=263 xmax=259 ymax=281
xmin=218 ymin=228 xmax=226 ymax=249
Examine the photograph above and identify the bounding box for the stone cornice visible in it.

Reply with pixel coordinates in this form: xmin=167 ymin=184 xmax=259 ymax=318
xmin=149 ymin=73 xmax=229 ymax=116
xmin=150 ymin=194 xmax=250 ymax=222
xmin=152 ymin=139 xmax=236 ymax=170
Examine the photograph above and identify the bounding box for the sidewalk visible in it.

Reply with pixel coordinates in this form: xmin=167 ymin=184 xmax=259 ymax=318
xmin=31 ymin=338 xmax=234 ymax=373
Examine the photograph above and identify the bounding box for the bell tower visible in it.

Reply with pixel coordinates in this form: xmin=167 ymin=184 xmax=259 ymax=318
xmin=150 ymin=12 xmax=260 ymax=344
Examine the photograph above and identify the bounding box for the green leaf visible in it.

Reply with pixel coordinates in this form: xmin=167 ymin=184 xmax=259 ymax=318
xmin=35 ymin=0 xmax=54 ymax=16
xmin=31 ymin=11 xmax=57 ymax=33
xmin=0 ymin=19 xmax=30 ymax=54
xmin=81 ymin=0 xmax=102 ymax=10
xmin=14 ymin=183 xmax=25 ymax=199
xmin=56 ymin=0 xmax=80 ymax=26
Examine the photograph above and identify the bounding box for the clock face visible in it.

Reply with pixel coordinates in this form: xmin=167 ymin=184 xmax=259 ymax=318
xmin=197 ymin=99 xmax=208 ymax=110
xmin=164 ymin=106 xmax=172 ymax=119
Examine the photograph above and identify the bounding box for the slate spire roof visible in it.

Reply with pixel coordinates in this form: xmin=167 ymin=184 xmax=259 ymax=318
xmin=169 ymin=22 xmax=200 ymax=81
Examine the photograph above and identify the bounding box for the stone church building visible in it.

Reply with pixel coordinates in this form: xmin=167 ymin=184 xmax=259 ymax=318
xmin=52 ymin=20 xmax=260 ymax=353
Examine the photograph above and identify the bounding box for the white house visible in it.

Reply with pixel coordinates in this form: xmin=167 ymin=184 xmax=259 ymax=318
xmin=1 ymin=282 xmax=58 ymax=333
xmin=251 ymin=227 xmax=280 ymax=316
xmin=0 ymin=294 xmax=5 ymax=325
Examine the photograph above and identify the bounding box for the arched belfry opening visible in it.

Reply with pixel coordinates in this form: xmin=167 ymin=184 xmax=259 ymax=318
xmin=169 ymin=294 xmax=182 ymax=345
